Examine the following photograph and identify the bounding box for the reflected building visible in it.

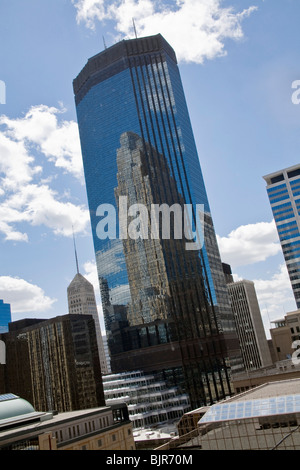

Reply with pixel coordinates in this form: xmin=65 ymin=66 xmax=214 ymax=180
xmin=73 ymin=34 xmax=242 ymax=408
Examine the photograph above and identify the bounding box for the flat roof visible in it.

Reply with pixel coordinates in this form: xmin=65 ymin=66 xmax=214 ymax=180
xmin=199 ymin=379 xmax=300 ymax=425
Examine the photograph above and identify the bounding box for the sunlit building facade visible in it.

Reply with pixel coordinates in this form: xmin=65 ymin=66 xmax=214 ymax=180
xmin=264 ymin=164 xmax=300 ymax=308
xmin=73 ymin=34 xmax=242 ymax=408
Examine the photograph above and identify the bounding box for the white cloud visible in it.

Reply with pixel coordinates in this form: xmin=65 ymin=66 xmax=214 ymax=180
xmin=217 ymin=220 xmax=281 ymax=268
xmin=0 ymin=105 xmax=89 ymax=241
xmin=72 ymin=0 xmax=257 ymax=64
xmin=252 ymin=264 xmax=296 ymax=337
xmin=0 ymin=276 xmax=56 ymax=314
xmin=83 ymin=259 xmax=99 ymax=287
xmin=0 ymin=104 xmax=83 ymax=182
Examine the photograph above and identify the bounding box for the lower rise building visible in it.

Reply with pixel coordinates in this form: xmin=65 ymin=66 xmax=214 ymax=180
xmin=270 ymin=309 xmax=300 ymax=362
xmin=0 ymin=315 xmax=104 ymax=413
xmin=103 ymin=370 xmax=190 ymax=429
xmin=0 ymin=394 xmax=134 ymax=451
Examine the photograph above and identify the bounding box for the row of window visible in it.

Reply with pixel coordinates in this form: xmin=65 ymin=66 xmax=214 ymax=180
xmin=55 ymin=414 xmax=111 ymax=444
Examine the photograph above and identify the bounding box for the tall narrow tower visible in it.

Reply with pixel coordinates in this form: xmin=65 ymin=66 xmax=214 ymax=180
xmin=73 ymin=34 xmax=242 ymax=407
xmin=68 ymin=273 xmax=109 ymax=375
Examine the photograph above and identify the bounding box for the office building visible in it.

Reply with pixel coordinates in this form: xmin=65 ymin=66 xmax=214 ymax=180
xmin=0 ymin=315 xmax=105 ymax=412
xmin=226 ymin=279 xmax=273 ymax=370
xmin=0 ymin=300 xmax=11 ymax=334
xmin=73 ymin=34 xmax=242 ymax=408
xmin=264 ymin=164 xmax=300 ymax=308
xmin=103 ymin=370 xmax=190 ymax=428
xmin=0 ymin=394 xmax=134 ymax=451
xmin=68 ymin=272 xmax=109 ymax=374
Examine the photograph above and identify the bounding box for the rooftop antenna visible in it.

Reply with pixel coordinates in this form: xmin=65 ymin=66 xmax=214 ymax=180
xmin=102 ymin=35 xmax=107 ymax=50
xmin=72 ymin=226 xmax=80 ymax=274
xmin=132 ymin=18 xmax=138 ymax=39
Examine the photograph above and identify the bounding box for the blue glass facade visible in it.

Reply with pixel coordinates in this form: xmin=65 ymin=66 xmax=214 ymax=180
xmin=264 ymin=166 xmax=300 ymax=309
xmin=74 ymin=35 xmax=242 ymax=407
xmin=0 ymin=300 xmax=11 ymax=334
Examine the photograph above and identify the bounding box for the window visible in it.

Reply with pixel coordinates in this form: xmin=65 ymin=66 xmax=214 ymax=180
xmin=112 ymin=434 xmax=117 ymax=442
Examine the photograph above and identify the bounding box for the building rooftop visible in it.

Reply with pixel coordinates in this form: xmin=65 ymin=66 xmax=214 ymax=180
xmin=199 ymin=379 xmax=300 ymax=425
xmin=73 ymin=34 xmax=177 ymax=104
xmin=263 ymin=164 xmax=300 ymax=185
xmin=0 ymin=394 xmax=35 ymax=421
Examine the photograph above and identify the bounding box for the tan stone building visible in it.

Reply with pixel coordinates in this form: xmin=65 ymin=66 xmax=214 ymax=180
xmin=270 ymin=309 xmax=300 ymax=362
xmin=0 ymin=394 xmax=135 ymax=451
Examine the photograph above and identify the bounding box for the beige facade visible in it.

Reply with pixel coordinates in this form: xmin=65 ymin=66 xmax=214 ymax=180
xmin=0 ymin=400 xmax=135 ymax=451
xmin=60 ymin=422 xmax=134 ymax=451
xmin=270 ymin=309 xmax=300 ymax=362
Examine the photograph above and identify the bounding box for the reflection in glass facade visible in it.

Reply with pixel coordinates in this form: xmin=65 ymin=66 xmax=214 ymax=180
xmin=0 ymin=300 xmax=11 ymax=334
xmin=264 ymin=164 xmax=300 ymax=309
xmin=74 ymin=34 xmax=242 ymax=408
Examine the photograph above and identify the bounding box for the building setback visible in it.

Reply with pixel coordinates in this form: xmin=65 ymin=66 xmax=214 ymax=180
xmin=263 ymin=164 xmax=300 ymax=308
xmin=73 ymin=33 xmax=242 ymax=408
xmin=0 ymin=315 xmax=105 ymax=413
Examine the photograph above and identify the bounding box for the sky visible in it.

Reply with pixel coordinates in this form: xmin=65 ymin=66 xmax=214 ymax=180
xmin=0 ymin=0 xmax=300 ymax=338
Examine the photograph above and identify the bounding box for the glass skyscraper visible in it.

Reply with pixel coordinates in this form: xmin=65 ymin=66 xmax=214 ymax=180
xmin=73 ymin=34 xmax=242 ymax=408
xmin=0 ymin=300 xmax=11 ymax=334
xmin=264 ymin=164 xmax=300 ymax=309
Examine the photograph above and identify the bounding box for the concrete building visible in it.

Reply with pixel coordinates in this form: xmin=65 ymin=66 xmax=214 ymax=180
xmin=227 ymin=279 xmax=273 ymax=370
xmin=0 ymin=394 xmax=135 ymax=450
xmin=264 ymin=164 xmax=300 ymax=308
xmin=68 ymin=272 xmax=109 ymax=374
